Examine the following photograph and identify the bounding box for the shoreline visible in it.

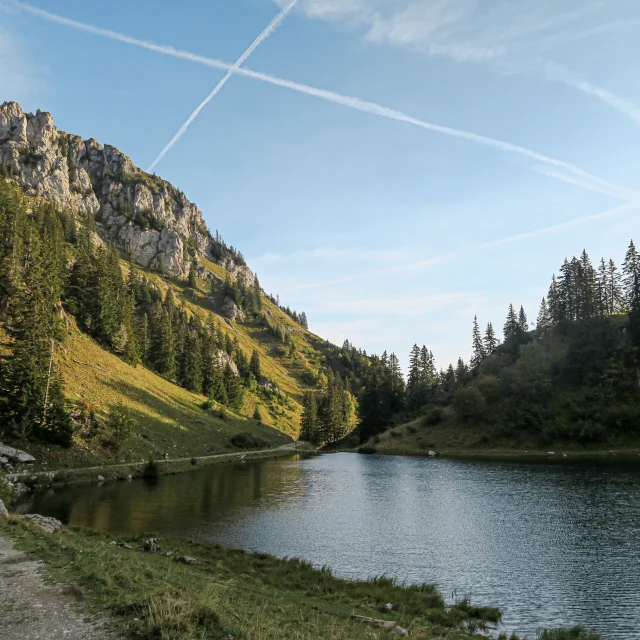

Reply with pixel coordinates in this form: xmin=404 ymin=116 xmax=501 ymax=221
xmin=1 ymin=443 xmax=311 ymax=498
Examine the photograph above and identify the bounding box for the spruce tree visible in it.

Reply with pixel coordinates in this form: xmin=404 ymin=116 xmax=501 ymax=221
xmin=537 ymin=297 xmax=550 ymax=333
xmin=607 ymin=259 xmax=624 ymax=314
xmin=623 ymin=240 xmax=639 ymax=309
xmin=483 ymin=322 xmax=498 ymax=355
xmin=471 ymin=316 xmax=485 ymax=368
xmin=250 ymin=349 xmax=261 ymax=380
xmin=503 ymin=304 xmax=519 ymax=341
xmin=188 ymin=263 xmax=198 ymax=289
xmin=518 ymin=306 xmax=528 ymax=332
xmin=300 ymin=392 xmax=318 ymax=443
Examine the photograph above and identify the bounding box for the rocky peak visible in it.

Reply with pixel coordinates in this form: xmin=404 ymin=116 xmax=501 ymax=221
xmin=0 ymin=102 xmax=252 ymax=282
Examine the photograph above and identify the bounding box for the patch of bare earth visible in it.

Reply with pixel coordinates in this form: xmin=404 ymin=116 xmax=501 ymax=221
xmin=0 ymin=535 xmax=118 ymax=640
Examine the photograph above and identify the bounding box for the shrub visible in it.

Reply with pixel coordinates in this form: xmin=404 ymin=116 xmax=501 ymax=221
xmin=253 ymin=406 xmax=262 ymax=421
xmin=190 ymin=458 xmax=198 ymax=466
xmin=201 ymin=400 xmax=213 ymax=410
xmin=108 ymin=406 xmax=136 ymax=448
xmin=357 ymin=446 xmax=377 ymax=454
xmin=230 ymin=432 xmax=268 ymax=449
xmin=407 ymin=426 xmax=417 ymax=434
xmin=422 ymin=407 xmax=444 ymax=426
xmin=454 ymin=387 xmax=487 ymax=421
xmin=390 ymin=430 xmax=402 ymax=439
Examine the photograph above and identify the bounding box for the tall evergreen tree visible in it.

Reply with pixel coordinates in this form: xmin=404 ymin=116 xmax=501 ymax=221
xmin=518 ymin=306 xmax=528 ymax=332
xmin=300 ymin=391 xmax=318 ymax=443
xmin=484 ymin=322 xmax=498 ymax=355
xmin=250 ymin=348 xmax=262 ymax=380
xmin=537 ymin=297 xmax=550 ymax=333
xmin=471 ymin=315 xmax=485 ymax=367
xmin=623 ymin=240 xmax=639 ymax=310
xmin=503 ymin=304 xmax=519 ymax=341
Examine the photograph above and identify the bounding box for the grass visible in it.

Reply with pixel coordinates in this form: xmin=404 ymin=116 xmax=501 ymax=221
xmin=1 ymin=517 xmax=508 ymax=640
xmin=358 ymin=416 xmax=640 ymax=460
xmin=0 ymin=518 xmax=601 ymax=640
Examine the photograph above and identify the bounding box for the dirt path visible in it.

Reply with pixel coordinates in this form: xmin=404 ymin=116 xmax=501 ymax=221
xmin=0 ymin=536 xmax=118 ymax=640
xmin=11 ymin=441 xmax=309 ymax=480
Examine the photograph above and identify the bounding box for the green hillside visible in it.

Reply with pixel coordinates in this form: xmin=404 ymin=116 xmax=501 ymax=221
xmin=0 ymin=177 xmax=361 ymax=466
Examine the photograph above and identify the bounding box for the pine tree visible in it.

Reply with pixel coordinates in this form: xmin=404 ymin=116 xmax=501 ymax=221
xmin=483 ymin=322 xmax=498 ymax=355
xmin=503 ymin=304 xmax=519 ymax=341
xmin=223 ymin=363 xmax=244 ymax=409
xmin=250 ymin=348 xmax=261 ymax=380
xmin=623 ymin=240 xmax=639 ymax=311
xmin=299 ymin=311 xmax=308 ymax=330
xmin=455 ymin=357 xmax=468 ymax=383
xmin=537 ymin=297 xmax=550 ymax=333
xmin=518 ymin=306 xmax=528 ymax=332
xmin=188 ymin=263 xmax=198 ymax=289
xmin=300 ymin=392 xmax=318 ymax=443
xmin=471 ymin=315 xmax=485 ymax=367
xmin=607 ymin=259 xmax=624 ymax=314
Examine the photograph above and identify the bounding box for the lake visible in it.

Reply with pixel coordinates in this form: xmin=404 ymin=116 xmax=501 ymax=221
xmin=15 ymin=453 xmax=640 ymax=639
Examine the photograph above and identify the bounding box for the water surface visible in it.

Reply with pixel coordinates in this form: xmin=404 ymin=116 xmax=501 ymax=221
xmin=16 ymin=453 xmax=640 ymax=639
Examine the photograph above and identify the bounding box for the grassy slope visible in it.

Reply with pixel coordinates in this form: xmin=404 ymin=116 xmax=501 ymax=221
xmin=135 ymin=254 xmax=350 ymax=438
xmin=28 ymin=327 xmax=291 ymax=469
xmin=2 ymin=517 xmax=509 ymax=640
xmin=361 ymin=415 xmax=640 ymax=458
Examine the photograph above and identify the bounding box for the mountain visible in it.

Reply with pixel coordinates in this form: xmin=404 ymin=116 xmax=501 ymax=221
xmin=0 ymin=101 xmax=236 ymax=280
xmin=0 ymin=102 xmax=363 ymax=466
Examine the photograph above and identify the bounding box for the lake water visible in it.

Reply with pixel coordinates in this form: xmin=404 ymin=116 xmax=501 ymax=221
xmin=15 ymin=453 xmax=640 ymax=639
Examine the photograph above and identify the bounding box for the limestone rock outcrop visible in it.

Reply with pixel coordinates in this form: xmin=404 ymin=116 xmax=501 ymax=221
xmin=0 ymin=102 xmax=238 ymax=279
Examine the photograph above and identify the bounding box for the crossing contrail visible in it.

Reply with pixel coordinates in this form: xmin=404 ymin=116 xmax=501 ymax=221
xmin=147 ymin=0 xmax=298 ymax=172
xmin=12 ymin=0 xmax=636 ymax=200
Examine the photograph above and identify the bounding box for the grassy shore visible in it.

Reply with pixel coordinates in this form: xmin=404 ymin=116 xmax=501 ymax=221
xmin=356 ymin=419 xmax=640 ymax=461
xmin=1 ymin=447 xmax=304 ymax=496
xmin=0 ymin=518 xmax=599 ymax=640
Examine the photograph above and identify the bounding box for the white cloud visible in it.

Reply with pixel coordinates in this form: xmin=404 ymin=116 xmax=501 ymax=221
xmin=282 ymin=0 xmax=640 ymax=124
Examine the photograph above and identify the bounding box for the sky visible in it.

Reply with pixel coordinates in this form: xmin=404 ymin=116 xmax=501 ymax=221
xmin=1 ymin=0 xmax=639 ymax=372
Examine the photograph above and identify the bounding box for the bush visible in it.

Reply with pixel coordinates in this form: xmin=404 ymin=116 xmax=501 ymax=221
xmin=407 ymin=425 xmax=417 ymax=434
xmin=230 ymin=432 xmax=268 ymax=449
xmin=422 ymin=407 xmax=444 ymax=426
xmin=454 ymin=387 xmax=486 ymax=421
xmin=190 ymin=457 xmax=198 ymax=466
xmin=253 ymin=406 xmax=262 ymax=421
xmin=357 ymin=446 xmax=377 ymax=455
xmin=201 ymin=400 xmax=213 ymax=410
xmin=108 ymin=406 xmax=136 ymax=448
xmin=390 ymin=430 xmax=402 ymax=439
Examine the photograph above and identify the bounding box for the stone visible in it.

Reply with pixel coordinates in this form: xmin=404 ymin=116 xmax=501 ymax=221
xmin=385 ymin=603 xmax=393 ymax=611
xmin=164 ymin=551 xmax=174 ymax=557
xmin=0 ymin=443 xmax=36 ymax=463
xmin=428 ymin=450 xmax=437 ymax=457
xmin=391 ymin=626 xmax=409 ymax=636
xmin=176 ymin=555 xmax=198 ymax=565
xmin=119 ymin=542 xmax=133 ymax=550
xmin=12 ymin=482 xmax=29 ymax=494
xmin=143 ymin=538 xmax=160 ymax=552
xmin=0 ymin=102 xmax=243 ymax=280
xmin=97 ymin=475 xmax=105 ymax=482
xmin=0 ymin=499 xmax=8 ymax=518
xmin=0 ymin=455 xmax=8 ymax=465
xmin=22 ymin=514 xmax=63 ymax=533
xmin=221 ymin=296 xmax=245 ymax=322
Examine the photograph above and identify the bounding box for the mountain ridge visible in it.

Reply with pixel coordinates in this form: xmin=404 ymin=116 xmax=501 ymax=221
xmin=0 ymin=101 xmax=244 ymax=281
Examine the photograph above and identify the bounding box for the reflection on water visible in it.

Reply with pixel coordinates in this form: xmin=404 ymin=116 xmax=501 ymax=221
xmin=16 ymin=453 xmax=640 ymax=639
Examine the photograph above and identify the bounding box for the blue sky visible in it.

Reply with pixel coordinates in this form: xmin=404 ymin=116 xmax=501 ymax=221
xmin=1 ymin=0 xmax=639 ymax=371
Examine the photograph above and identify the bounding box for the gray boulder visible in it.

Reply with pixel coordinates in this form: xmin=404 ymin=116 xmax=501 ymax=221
xmin=0 ymin=499 xmax=8 ymax=518
xmin=0 ymin=443 xmax=36 ymax=463
xmin=22 ymin=514 xmax=63 ymax=533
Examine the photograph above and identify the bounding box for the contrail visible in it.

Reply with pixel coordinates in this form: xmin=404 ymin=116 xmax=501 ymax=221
xmin=147 ymin=0 xmax=298 ymax=172
xmin=12 ymin=0 xmax=635 ymax=200
xmin=283 ymin=200 xmax=640 ymax=292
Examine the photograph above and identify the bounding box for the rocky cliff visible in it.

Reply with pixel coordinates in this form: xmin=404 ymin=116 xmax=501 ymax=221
xmin=0 ymin=101 xmax=249 ymax=281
